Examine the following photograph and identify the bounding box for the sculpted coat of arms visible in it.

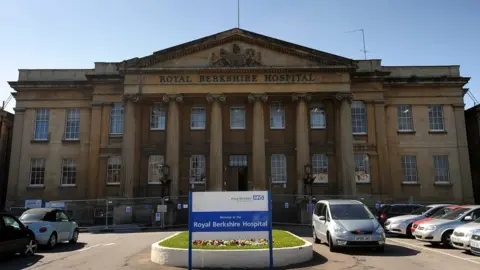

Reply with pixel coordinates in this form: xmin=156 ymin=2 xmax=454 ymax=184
xmin=210 ymin=43 xmax=262 ymax=67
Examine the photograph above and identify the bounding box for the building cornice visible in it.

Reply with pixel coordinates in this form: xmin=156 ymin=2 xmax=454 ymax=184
xmin=8 ymin=81 xmax=93 ymax=90
xmin=384 ymin=76 xmax=470 ymax=87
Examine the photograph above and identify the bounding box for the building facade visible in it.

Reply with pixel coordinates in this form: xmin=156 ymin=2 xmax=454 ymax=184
xmin=6 ymin=28 xmax=474 ymax=203
xmin=0 ymin=108 xmax=14 ymax=210
xmin=465 ymin=105 xmax=480 ymax=203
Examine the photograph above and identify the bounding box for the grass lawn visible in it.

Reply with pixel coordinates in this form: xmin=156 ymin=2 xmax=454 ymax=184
xmin=159 ymin=230 xmax=305 ymax=250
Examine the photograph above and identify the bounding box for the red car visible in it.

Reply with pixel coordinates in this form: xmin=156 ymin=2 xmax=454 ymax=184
xmin=411 ymin=205 xmax=462 ymax=233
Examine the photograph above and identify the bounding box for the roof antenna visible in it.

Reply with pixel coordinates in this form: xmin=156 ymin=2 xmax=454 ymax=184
xmin=345 ymin=29 xmax=368 ymax=60
xmin=237 ymin=0 xmax=240 ymax=28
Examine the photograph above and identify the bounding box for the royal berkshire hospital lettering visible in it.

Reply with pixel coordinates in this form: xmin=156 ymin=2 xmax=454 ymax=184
xmin=193 ymin=221 xmax=268 ymax=229
xmin=158 ymin=73 xmax=315 ymax=84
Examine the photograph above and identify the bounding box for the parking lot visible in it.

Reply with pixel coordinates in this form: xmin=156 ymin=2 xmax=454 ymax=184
xmin=2 ymin=228 xmax=480 ymax=270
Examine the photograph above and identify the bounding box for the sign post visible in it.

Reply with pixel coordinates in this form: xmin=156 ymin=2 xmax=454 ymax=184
xmin=188 ymin=191 xmax=273 ymax=269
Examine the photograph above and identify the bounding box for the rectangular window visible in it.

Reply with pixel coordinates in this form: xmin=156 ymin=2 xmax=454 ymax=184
xmin=107 ymin=156 xmax=122 ymax=185
xmin=148 ymin=155 xmax=165 ymax=184
xmin=29 ymin=158 xmax=45 ymax=186
xmin=61 ymin=159 xmax=76 ymax=186
xmin=190 ymin=107 xmax=206 ymax=130
xmin=354 ymin=154 xmax=370 ymax=183
xmin=428 ymin=105 xmax=445 ymax=131
xmin=271 ymin=154 xmax=287 ymax=184
xmin=397 ymin=105 xmax=414 ymax=131
xmin=150 ymin=104 xmax=166 ymax=130
xmin=401 ymin=155 xmax=418 ymax=183
xmin=230 ymin=106 xmax=246 ymax=129
xmin=433 ymin=155 xmax=450 ymax=183
xmin=190 ymin=155 xmax=206 ymax=183
xmin=64 ymin=108 xmax=80 ymax=140
xmin=110 ymin=103 xmax=124 ymax=135
xmin=312 ymin=154 xmax=328 ymax=183
xmin=270 ymin=103 xmax=285 ymax=129
xmin=34 ymin=108 xmax=49 ymax=140
xmin=228 ymin=155 xmax=248 ymax=167
xmin=351 ymin=101 xmax=367 ymax=134
xmin=310 ymin=106 xmax=326 ymax=129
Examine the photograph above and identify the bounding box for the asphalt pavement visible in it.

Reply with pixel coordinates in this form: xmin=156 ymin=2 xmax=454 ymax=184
xmin=2 ymin=227 xmax=480 ymax=270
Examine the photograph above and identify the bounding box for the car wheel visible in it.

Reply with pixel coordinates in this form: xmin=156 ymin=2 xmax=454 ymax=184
xmin=70 ymin=229 xmax=79 ymax=244
xmin=23 ymin=235 xmax=38 ymax=256
xmin=441 ymin=231 xmax=452 ymax=248
xmin=47 ymin=232 xmax=57 ymax=249
xmin=313 ymin=228 xmax=321 ymax=244
xmin=328 ymin=235 xmax=337 ymax=252
xmin=406 ymin=225 xmax=413 ymax=238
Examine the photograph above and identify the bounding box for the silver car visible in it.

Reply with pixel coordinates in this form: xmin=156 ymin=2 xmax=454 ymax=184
xmin=414 ymin=205 xmax=480 ymax=247
xmin=312 ymin=200 xmax=386 ymax=252
xmin=451 ymin=217 xmax=480 ymax=251
xmin=470 ymin=230 xmax=480 ymax=256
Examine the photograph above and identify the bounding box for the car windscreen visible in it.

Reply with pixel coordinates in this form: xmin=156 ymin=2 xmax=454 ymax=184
xmin=330 ymin=204 xmax=374 ymax=220
xmin=441 ymin=208 xmax=470 ymax=220
xmin=411 ymin=206 xmax=431 ymax=215
xmin=431 ymin=207 xmax=455 ymax=218
xmin=474 ymin=217 xmax=480 ymax=223
xmin=20 ymin=213 xmax=46 ymax=221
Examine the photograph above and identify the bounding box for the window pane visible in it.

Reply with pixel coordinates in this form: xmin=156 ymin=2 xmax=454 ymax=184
xmin=351 ymin=101 xmax=366 ymax=134
xmin=34 ymin=109 xmax=49 ymax=140
xmin=271 ymin=154 xmax=287 ymax=183
xmin=30 ymin=158 xmax=45 ymax=186
xmin=190 ymin=155 xmax=206 ymax=183
xmin=230 ymin=107 xmax=246 ymax=129
xmin=191 ymin=107 xmax=206 ymax=129
xmin=397 ymin=105 xmax=413 ymax=131
xmin=270 ymin=103 xmax=285 ymax=129
xmin=428 ymin=105 xmax=445 ymax=131
xmin=65 ymin=108 xmax=80 ymax=140
xmin=312 ymin=154 xmax=328 ymax=183
xmin=148 ymin=155 xmax=165 ymax=183
xmin=401 ymin=155 xmax=418 ymax=183
xmin=107 ymin=156 xmax=122 ymax=184
xmin=229 ymin=155 xmax=248 ymax=167
xmin=310 ymin=107 xmax=326 ymax=129
xmin=61 ymin=159 xmax=76 ymax=186
xmin=110 ymin=104 xmax=124 ymax=134
xmin=433 ymin=155 xmax=450 ymax=183
xmin=150 ymin=104 xmax=166 ymax=130
xmin=354 ymin=154 xmax=370 ymax=183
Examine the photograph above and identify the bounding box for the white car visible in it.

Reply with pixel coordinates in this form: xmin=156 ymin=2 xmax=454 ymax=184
xmin=19 ymin=208 xmax=79 ymax=248
xmin=451 ymin=217 xmax=480 ymax=251
xmin=384 ymin=204 xmax=451 ymax=237
xmin=470 ymin=230 xmax=480 ymax=256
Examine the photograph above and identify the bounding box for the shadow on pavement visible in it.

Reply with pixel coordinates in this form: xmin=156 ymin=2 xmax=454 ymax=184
xmin=37 ymin=242 xmax=87 ymax=253
xmin=0 ymin=254 xmax=44 ymax=270
xmin=333 ymin=243 xmax=421 ymax=257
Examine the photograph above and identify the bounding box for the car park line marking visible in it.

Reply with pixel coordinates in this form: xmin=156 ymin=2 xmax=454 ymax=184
xmin=388 ymin=238 xmax=480 ymax=265
xmin=103 ymin=243 xmax=116 ymax=246
xmin=78 ymin=244 xmax=101 ymax=252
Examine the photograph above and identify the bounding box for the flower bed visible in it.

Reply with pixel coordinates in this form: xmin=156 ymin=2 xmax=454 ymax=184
xmin=192 ymin=239 xmax=273 ymax=247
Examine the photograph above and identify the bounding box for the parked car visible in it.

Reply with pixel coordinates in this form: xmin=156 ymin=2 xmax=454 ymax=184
xmin=451 ymin=217 xmax=480 ymax=251
xmin=411 ymin=205 xmax=461 ymax=234
xmin=19 ymin=208 xmax=79 ymax=249
xmin=312 ymin=200 xmax=386 ymax=252
xmin=470 ymin=230 xmax=480 ymax=256
xmin=377 ymin=204 xmax=424 ymax=226
xmin=413 ymin=205 xmax=480 ymax=247
xmin=0 ymin=212 xmax=37 ymax=257
xmin=384 ymin=204 xmax=452 ymax=237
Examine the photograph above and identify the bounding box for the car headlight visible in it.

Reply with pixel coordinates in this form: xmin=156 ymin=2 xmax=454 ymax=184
xmin=466 ymin=231 xmax=473 ymax=238
xmin=426 ymin=225 xmax=437 ymax=231
xmin=376 ymin=226 xmax=384 ymax=234
xmin=333 ymin=225 xmax=348 ymax=235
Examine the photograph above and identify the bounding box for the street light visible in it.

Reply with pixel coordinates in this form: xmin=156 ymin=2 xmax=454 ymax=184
xmin=158 ymin=164 xmax=172 ymax=198
xmin=303 ymin=163 xmax=316 ymax=198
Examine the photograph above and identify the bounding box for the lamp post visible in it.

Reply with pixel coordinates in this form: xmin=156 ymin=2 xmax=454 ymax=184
xmin=158 ymin=164 xmax=172 ymax=198
xmin=303 ymin=163 xmax=316 ymax=199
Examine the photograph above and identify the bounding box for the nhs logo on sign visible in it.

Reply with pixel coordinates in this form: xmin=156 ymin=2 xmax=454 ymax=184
xmin=253 ymin=195 xmax=265 ymax=200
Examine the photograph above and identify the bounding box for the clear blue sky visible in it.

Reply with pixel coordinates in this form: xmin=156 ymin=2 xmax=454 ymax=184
xmin=1 ymin=0 xmax=479 ymax=112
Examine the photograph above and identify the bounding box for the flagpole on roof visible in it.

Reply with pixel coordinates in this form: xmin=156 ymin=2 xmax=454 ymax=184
xmin=237 ymin=0 xmax=240 ymax=28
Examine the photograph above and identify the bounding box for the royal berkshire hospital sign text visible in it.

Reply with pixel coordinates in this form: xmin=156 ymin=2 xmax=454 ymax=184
xmin=158 ymin=73 xmax=316 ymax=84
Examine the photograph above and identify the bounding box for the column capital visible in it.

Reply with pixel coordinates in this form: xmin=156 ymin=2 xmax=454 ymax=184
xmin=452 ymin=103 xmax=465 ymax=109
xmin=206 ymin=93 xmax=226 ymax=103
xmin=162 ymin=94 xmax=183 ymax=103
xmin=13 ymin=107 xmax=26 ymax=113
xmin=292 ymin=93 xmax=312 ymax=102
xmin=334 ymin=92 xmax=353 ymax=103
xmin=91 ymin=101 xmax=104 ymax=107
xmin=248 ymin=93 xmax=268 ymax=103
xmin=121 ymin=93 xmax=141 ymax=103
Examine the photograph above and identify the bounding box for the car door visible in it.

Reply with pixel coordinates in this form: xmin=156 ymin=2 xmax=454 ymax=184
xmin=463 ymin=209 xmax=480 ymax=223
xmin=313 ymin=203 xmax=327 ymax=241
xmin=55 ymin=211 xmax=71 ymax=241
xmin=2 ymin=215 xmax=28 ymax=253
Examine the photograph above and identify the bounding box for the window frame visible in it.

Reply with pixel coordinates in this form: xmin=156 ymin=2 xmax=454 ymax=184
xmin=312 ymin=154 xmax=328 ymax=183
xmin=29 ymin=158 xmax=46 ymax=187
xmin=428 ymin=104 xmax=445 ymax=131
xmin=229 ymin=106 xmax=246 ymax=130
xmin=148 ymin=155 xmax=165 ymax=184
xmin=270 ymin=154 xmax=287 ymax=184
xmin=190 ymin=107 xmax=206 ymax=130
xmin=310 ymin=105 xmax=326 ymax=129
xmin=106 ymin=156 xmax=122 ymax=185
xmin=354 ymin=153 xmax=371 ymax=183
xmin=150 ymin=103 xmax=166 ymax=130
xmin=228 ymin=155 xmax=248 ymax=167
xmin=401 ymin=155 xmax=418 ymax=184
xmin=60 ymin=158 xmax=77 ymax=187
xmin=351 ymin=101 xmax=367 ymax=135
xmin=109 ymin=103 xmax=124 ymax=135
xmin=397 ymin=105 xmax=414 ymax=132
xmin=269 ymin=102 xmax=286 ymax=130
xmin=189 ymin=155 xmax=206 ymax=184
xmin=64 ymin=108 xmax=80 ymax=140
xmin=34 ymin=108 xmax=50 ymax=141
xmin=433 ymin=155 xmax=450 ymax=183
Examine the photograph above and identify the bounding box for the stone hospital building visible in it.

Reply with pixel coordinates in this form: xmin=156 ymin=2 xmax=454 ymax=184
xmin=6 ymin=28 xmax=474 ymax=203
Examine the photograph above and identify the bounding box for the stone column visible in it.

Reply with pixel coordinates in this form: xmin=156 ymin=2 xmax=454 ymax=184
xmin=248 ymin=93 xmax=268 ymax=190
xmin=335 ymin=93 xmax=356 ymax=196
xmin=207 ymin=94 xmax=226 ymax=191
xmin=121 ymin=94 xmax=141 ymax=198
xmin=6 ymin=108 xmax=25 ymax=201
xmin=453 ymin=103 xmax=474 ymax=203
xmin=373 ymin=100 xmax=390 ymax=196
xmin=163 ymin=94 xmax=183 ymax=197
xmin=293 ymin=93 xmax=311 ymax=195
xmin=88 ymin=102 xmax=103 ymax=198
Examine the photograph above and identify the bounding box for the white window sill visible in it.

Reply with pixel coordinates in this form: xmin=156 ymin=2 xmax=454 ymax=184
xmin=356 ymin=181 xmax=371 ymax=184
xmin=28 ymin=185 xmax=45 ymax=188
xmin=189 ymin=182 xmax=206 ymax=185
xmin=311 ymin=127 xmax=326 ymax=130
xmin=190 ymin=127 xmax=206 ymax=130
xmin=150 ymin=128 xmax=166 ymax=131
xmin=270 ymin=127 xmax=285 ymax=130
xmin=434 ymin=182 xmax=452 ymax=186
xmin=230 ymin=126 xmax=246 ymax=130
xmin=352 ymin=132 xmax=367 ymax=135
xmin=401 ymin=182 xmax=420 ymax=185
xmin=313 ymin=181 xmax=328 ymax=184
xmin=397 ymin=129 xmax=416 ymax=133
xmin=148 ymin=182 xmax=162 ymax=185
xmin=60 ymin=184 xmax=77 ymax=188
xmin=109 ymin=133 xmax=123 ymax=137
xmin=271 ymin=182 xmax=287 ymax=185
xmin=106 ymin=183 xmax=120 ymax=186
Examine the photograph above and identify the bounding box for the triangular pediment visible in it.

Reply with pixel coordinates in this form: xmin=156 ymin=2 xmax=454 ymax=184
xmin=121 ymin=28 xmax=356 ymax=69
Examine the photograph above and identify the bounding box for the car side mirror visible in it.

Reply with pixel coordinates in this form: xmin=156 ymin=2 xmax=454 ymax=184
xmin=318 ymin=215 xmax=326 ymax=221
xmin=464 ymin=216 xmax=473 ymax=222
